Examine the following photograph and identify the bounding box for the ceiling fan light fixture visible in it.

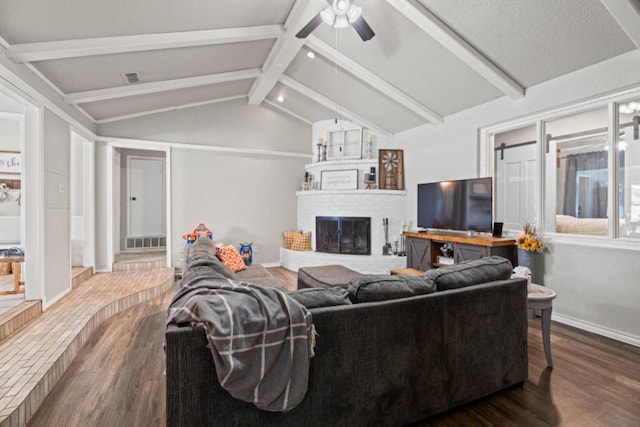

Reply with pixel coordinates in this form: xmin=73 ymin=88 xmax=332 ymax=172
xmin=347 ymin=5 xmax=362 ymax=23
xmin=321 ymin=7 xmax=336 ymax=25
xmin=335 ymin=0 xmax=349 ymax=13
xmin=334 ymin=15 xmax=349 ymax=28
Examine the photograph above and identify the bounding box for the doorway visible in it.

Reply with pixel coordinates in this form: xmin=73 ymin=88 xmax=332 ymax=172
xmin=121 ymin=150 xmax=166 ymax=252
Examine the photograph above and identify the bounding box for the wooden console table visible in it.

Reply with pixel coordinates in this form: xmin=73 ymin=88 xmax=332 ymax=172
xmin=403 ymin=231 xmax=516 ymax=271
xmin=0 ymin=256 xmax=25 ymax=295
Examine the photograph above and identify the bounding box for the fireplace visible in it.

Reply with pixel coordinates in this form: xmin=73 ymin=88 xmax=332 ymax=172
xmin=316 ymin=216 xmax=371 ymax=255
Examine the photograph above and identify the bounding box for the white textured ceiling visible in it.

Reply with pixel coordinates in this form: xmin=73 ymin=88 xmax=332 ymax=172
xmin=0 ymin=0 xmax=637 ymax=134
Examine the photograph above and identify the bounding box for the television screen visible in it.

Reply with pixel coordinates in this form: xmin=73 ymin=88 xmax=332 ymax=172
xmin=417 ymin=177 xmax=493 ymax=233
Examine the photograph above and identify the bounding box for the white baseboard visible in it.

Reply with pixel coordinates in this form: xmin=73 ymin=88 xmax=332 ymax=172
xmin=42 ymin=286 xmax=72 ymax=310
xmin=261 ymin=262 xmax=281 ymax=268
xmin=552 ymin=313 xmax=640 ymax=348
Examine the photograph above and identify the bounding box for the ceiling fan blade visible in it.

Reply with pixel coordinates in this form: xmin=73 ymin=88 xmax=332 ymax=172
xmin=296 ymin=13 xmax=324 ymax=39
xmin=351 ymin=15 xmax=375 ymax=41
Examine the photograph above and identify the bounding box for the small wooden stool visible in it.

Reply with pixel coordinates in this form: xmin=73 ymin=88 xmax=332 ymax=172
xmin=390 ymin=268 xmax=423 ymax=276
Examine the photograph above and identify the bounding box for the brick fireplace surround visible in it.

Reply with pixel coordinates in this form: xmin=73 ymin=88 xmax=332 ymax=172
xmin=280 ymin=159 xmax=407 ymax=274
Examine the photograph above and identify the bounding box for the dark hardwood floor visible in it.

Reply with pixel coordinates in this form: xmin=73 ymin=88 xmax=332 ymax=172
xmin=28 ymin=267 xmax=640 ymax=427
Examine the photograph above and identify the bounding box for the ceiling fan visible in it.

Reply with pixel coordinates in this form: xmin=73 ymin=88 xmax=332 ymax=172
xmin=296 ymin=0 xmax=375 ymax=41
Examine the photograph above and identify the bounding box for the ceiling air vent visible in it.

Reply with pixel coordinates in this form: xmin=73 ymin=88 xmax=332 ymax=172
xmin=122 ymin=72 xmax=142 ymax=85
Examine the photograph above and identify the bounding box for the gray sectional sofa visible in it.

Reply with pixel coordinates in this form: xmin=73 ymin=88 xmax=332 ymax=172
xmin=165 ymin=247 xmax=528 ymax=426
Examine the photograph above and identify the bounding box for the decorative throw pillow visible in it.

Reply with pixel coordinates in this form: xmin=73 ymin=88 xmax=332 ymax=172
xmin=423 ymin=256 xmax=513 ymax=291
xmin=216 ymin=245 xmax=247 ymax=272
xmin=282 ymin=230 xmax=301 ymax=249
xmin=348 ymin=275 xmax=436 ymax=303
xmin=288 ymin=287 xmax=353 ymax=309
xmin=290 ymin=232 xmax=312 ymax=251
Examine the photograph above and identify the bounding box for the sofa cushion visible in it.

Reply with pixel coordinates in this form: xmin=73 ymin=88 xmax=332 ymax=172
xmin=297 ymin=265 xmax=361 ymax=289
xmin=348 ymin=274 xmax=436 ymax=303
xmin=216 ymin=245 xmax=247 ymax=272
xmin=288 ymin=287 xmax=352 ymax=309
xmin=424 ymin=256 xmax=513 ymax=291
xmin=183 ymin=238 xmax=239 ymax=279
xmin=236 ymin=264 xmax=288 ymax=291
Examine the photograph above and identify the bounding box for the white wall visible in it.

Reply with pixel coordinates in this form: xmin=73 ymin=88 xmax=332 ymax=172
xmin=43 ymin=109 xmax=71 ymax=304
xmin=96 ymin=99 xmax=311 ymax=267
xmin=395 ymin=50 xmax=640 ymax=345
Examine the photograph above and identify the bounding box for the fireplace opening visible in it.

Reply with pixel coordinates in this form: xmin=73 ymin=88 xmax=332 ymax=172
xmin=316 ymin=216 xmax=371 ymax=255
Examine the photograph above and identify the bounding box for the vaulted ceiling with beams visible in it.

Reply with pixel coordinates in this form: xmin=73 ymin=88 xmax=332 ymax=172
xmin=1 ymin=0 xmax=639 ymax=135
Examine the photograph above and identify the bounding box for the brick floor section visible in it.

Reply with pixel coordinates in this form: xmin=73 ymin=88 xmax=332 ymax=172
xmin=0 ymin=268 xmax=174 ymax=427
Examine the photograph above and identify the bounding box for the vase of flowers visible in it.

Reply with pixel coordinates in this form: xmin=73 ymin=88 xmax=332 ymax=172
xmin=515 ymin=224 xmax=544 ymax=283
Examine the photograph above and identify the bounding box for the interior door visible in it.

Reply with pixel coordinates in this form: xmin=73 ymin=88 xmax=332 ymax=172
xmin=128 ymin=157 xmax=164 ymax=237
xmin=495 ymin=143 xmax=537 ymax=230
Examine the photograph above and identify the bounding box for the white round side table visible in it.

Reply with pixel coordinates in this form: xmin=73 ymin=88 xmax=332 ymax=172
xmin=528 ymin=283 xmax=557 ymax=368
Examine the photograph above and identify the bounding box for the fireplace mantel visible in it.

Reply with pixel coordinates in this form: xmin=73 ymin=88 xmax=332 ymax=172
xmin=280 ymin=174 xmax=408 ymax=274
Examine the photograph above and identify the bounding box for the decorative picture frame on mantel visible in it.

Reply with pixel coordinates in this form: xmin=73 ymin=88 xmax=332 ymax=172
xmin=327 ymin=129 xmax=363 ymax=160
xmin=378 ymin=149 xmax=404 ymax=190
xmin=321 ymin=169 xmax=359 ymax=190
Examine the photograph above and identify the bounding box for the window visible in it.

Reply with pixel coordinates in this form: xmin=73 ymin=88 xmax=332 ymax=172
xmin=483 ymin=86 xmax=640 ymax=243
xmin=619 ymin=99 xmax=640 ymax=239
xmin=545 ymin=108 xmax=609 ymax=236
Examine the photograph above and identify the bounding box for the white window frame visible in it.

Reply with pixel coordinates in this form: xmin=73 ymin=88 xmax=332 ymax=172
xmin=479 ymin=85 xmax=640 ymax=250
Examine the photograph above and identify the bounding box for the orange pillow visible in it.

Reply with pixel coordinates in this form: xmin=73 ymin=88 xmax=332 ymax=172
xmin=290 ymin=232 xmax=312 ymax=251
xmin=216 ymin=245 xmax=247 ymax=272
xmin=283 ymin=230 xmax=302 ymax=249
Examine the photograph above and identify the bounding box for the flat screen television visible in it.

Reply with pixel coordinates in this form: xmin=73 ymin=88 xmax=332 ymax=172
xmin=417 ymin=177 xmax=493 ymax=233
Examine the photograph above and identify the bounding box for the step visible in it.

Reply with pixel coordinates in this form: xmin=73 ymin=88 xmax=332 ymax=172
xmin=0 ymin=268 xmax=175 ymax=427
xmin=71 ymin=266 xmax=93 ymax=288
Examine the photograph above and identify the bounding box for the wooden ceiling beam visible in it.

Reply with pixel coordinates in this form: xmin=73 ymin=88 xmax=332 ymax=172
xmin=8 ymin=25 xmax=284 ymax=63
xmin=386 ymin=0 xmax=525 ymax=100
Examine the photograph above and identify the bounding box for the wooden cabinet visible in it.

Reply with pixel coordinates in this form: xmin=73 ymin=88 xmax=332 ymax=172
xmin=404 ymin=232 xmax=516 ymax=271
xmin=407 ymin=236 xmax=431 ymax=271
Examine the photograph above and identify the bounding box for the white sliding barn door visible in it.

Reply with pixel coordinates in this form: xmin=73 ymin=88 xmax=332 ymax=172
xmin=495 ymin=144 xmax=537 ymax=230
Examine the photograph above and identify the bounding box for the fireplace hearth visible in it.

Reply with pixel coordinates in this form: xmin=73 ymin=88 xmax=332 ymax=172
xmin=316 ymin=216 xmax=371 ymax=255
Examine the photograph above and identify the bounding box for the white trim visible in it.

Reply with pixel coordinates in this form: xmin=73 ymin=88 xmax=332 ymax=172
xmin=385 ymin=0 xmax=524 ymax=99
xmin=600 ymin=0 xmax=640 ymax=49
xmin=482 ymin=84 xmax=640 ymax=134
xmin=552 ymin=313 xmax=640 ymax=348
xmin=248 ymin=0 xmax=326 ymax=105
xmin=264 ymin=99 xmax=314 ymax=125
xmin=97 ymin=136 xmax=313 ymax=160
xmin=65 ymin=69 xmax=261 ymax=104
xmin=0 ymin=64 xmax=97 ymax=140
xmin=165 ymin=148 xmax=173 ymax=268
xmin=42 ymin=287 xmax=72 ymax=310
xmin=96 ymin=95 xmax=247 ymax=124
xmin=279 ymin=75 xmax=392 ymax=136
xmin=261 ymin=262 xmax=281 ymax=268
xmin=24 ymin=63 xmax=64 ymax=97
xmin=105 ymin=146 xmax=114 ymax=272
xmin=23 ymin=103 xmax=44 ymax=302
xmin=306 ymin=36 xmax=443 ymax=124
xmin=7 ymin=25 xmax=285 ymax=62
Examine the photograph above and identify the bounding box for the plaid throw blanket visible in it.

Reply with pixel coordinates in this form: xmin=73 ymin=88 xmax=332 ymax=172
xmin=167 ymin=268 xmax=315 ymax=412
